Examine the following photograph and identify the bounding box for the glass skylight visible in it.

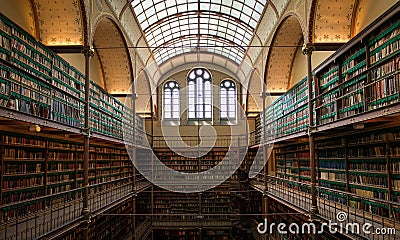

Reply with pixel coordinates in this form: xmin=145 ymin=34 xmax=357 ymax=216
xmin=131 ymin=0 xmax=267 ymax=65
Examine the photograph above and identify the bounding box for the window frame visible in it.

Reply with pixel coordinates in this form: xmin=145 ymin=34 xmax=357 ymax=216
xmin=187 ymin=68 xmax=213 ymax=122
xmin=162 ymin=80 xmax=180 ymax=121
xmin=219 ymin=79 xmax=237 ymax=122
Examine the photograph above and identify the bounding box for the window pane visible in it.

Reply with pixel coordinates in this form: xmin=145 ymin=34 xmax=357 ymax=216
xmin=221 ymin=111 xmax=227 ymax=118
xmin=228 ymin=110 xmax=235 ymax=118
xmin=220 ymin=88 xmax=227 ymax=104
xmin=204 ymin=110 xmax=211 ymax=119
xmin=164 ymin=82 xmax=180 ymax=119
xmin=164 ymin=110 xmax=171 ymax=118
xmin=172 ymin=111 xmax=179 ymax=119
xmin=188 ymin=68 xmax=213 ymax=120
xmin=220 ymin=104 xmax=227 ymax=112
xmin=188 ymin=111 xmax=195 ymax=119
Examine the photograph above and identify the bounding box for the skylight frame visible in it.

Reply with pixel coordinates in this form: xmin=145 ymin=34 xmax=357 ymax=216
xmin=131 ymin=0 xmax=267 ymax=65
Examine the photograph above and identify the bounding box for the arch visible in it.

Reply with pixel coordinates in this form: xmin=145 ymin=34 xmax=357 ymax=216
xmin=352 ymin=0 xmax=398 ymax=36
xmin=245 ymin=67 xmax=263 ymax=114
xmin=92 ymin=16 xmax=133 ymax=95
xmin=264 ymin=13 xmax=306 ymax=93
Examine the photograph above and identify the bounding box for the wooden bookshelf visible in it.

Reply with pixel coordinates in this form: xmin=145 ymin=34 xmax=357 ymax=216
xmin=0 ymin=13 xmax=144 ymax=143
xmin=252 ymin=6 xmax=400 ymax=231
xmin=255 ymin=5 xmax=400 ymax=144
xmin=0 ymin=130 xmax=136 ymax=222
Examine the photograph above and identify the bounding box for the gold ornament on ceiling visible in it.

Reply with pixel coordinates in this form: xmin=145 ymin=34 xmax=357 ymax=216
xmin=35 ymin=0 xmax=84 ymax=46
xmin=314 ymin=0 xmax=354 ymax=43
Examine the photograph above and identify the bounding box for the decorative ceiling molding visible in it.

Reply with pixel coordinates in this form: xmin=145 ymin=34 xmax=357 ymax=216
xmin=34 ymin=0 xmax=84 ymax=46
xmin=28 ymin=0 xmax=40 ymax=40
xmin=93 ymin=17 xmax=132 ymax=94
xmin=265 ymin=14 xmax=304 ymax=92
xmin=270 ymin=0 xmax=291 ymax=16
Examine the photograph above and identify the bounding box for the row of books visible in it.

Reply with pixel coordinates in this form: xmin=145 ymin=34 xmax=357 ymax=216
xmin=349 ymin=174 xmax=388 ymax=188
xmin=319 ymin=66 xmax=339 ymax=89
xmin=370 ymin=29 xmax=400 ymax=65
xmin=4 ymin=135 xmax=46 ymax=146
xmin=349 ymin=162 xmax=387 ymax=172
xmin=11 ymin=27 xmax=52 ymax=60
xmin=0 ymin=33 xmax=10 ymax=52
xmin=0 ymin=15 xmax=144 ymax=141
xmin=11 ymin=38 xmax=52 ymax=70
xmin=4 ymin=163 xmax=42 ymax=174
xmin=348 ymin=146 xmax=386 ymax=157
xmin=320 ymin=171 xmax=346 ymax=181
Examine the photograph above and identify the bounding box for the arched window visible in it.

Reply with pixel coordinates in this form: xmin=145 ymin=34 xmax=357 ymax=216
xmin=187 ymin=68 xmax=212 ymax=120
xmin=163 ymin=81 xmax=180 ymax=119
xmin=220 ymin=80 xmax=236 ymax=120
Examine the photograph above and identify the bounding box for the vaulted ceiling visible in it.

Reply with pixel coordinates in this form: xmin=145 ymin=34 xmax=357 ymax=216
xmin=131 ymin=0 xmax=268 ymax=65
xmin=266 ymin=15 xmax=304 ymax=92
xmin=93 ymin=17 xmax=132 ymax=94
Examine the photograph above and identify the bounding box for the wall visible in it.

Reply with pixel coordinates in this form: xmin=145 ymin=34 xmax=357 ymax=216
xmin=289 ymin=49 xmax=334 ymax=87
xmin=354 ymin=0 xmax=398 ymax=35
xmin=59 ymin=53 xmax=105 ymax=88
xmin=146 ymin=68 xmax=251 ymax=146
xmin=156 ymin=68 xmax=242 ymax=125
xmin=0 ymin=0 xmax=36 ymax=37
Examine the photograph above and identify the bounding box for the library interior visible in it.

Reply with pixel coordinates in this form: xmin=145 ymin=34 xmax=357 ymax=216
xmin=0 ymin=0 xmax=400 ymax=239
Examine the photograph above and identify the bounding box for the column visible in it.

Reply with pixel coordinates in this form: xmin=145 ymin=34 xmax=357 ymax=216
xmin=302 ymin=43 xmax=318 ymax=215
xmin=81 ymin=45 xmax=94 ymax=240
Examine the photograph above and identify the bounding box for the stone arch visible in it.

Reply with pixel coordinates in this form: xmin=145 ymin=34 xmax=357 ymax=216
xmin=92 ymin=16 xmax=133 ymax=94
xmin=264 ymin=13 xmax=306 ymax=92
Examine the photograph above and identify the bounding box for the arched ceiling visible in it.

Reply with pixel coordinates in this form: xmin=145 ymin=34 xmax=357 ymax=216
xmin=93 ymin=17 xmax=132 ymax=94
xmin=266 ymin=15 xmax=304 ymax=92
xmin=130 ymin=0 xmax=268 ymax=65
xmin=33 ymin=0 xmax=85 ymax=45
xmin=313 ymin=0 xmax=356 ymax=42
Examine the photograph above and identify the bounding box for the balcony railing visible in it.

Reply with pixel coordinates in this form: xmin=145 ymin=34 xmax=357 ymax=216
xmin=250 ymin=175 xmax=400 ymax=239
xmin=1 ymin=177 xmax=136 ymax=240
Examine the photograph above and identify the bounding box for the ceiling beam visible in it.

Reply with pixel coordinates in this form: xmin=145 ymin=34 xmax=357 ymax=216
xmin=48 ymin=45 xmax=83 ymax=53
xmin=312 ymin=43 xmax=345 ymax=51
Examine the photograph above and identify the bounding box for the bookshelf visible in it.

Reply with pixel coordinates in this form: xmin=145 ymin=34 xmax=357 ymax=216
xmin=252 ymin=5 xmax=400 ymax=231
xmin=261 ymin=77 xmax=311 ymax=142
xmin=56 ymin=198 xmax=135 ymax=240
xmin=0 ymin=130 xmax=135 ymax=222
xmin=269 ymin=127 xmax=400 ymax=219
xmin=0 ymin=13 xmax=144 ymax=142
xmin=255 ymin=7 xmax=400 ymax=145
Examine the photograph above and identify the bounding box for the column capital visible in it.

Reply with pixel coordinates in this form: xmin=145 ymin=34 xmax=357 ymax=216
xmin=82 ymin=46 xmax=95 ymax=58
xmin=302 ymin=43 xmax=315 ymax=56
